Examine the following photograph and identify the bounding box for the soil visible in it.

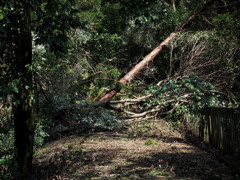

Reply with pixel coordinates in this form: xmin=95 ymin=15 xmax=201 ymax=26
xmin=34 ymin=119 xmax=238 ymax=180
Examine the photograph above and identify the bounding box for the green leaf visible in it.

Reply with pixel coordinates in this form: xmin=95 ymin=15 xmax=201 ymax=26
xmin=0 ymin=10 xmax=3 ymax=20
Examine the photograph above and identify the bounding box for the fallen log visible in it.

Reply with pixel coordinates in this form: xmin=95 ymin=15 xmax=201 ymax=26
xmin=98 ymin=0 xmax=217 ymax=102
xmin=57 ymin=94 xmax=152 ymax=113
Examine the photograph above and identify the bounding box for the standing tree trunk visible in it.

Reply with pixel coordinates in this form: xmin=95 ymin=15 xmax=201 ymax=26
xmin=172 ymin=0 xmax=176 ymax=11
xmin=98 ymin=0 xmax=217 ymax=102
xmin=12 ymin=1 xmax=35 ymax=177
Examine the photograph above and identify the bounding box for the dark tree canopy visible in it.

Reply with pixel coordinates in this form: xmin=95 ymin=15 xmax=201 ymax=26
xmin=0 ymin=0 xmax=240 ymax=179
xmin=0 ymin=0 xmax=81 ymax=177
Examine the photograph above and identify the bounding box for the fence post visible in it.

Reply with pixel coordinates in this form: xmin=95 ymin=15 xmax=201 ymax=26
xmin=188 ymin=107 xmax=240 ymax=156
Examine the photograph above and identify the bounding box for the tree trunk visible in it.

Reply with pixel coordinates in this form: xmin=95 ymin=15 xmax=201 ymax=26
xmin=172 ymin=0 xmax=176 ymax=11
xmin=12 ymin=2 xmax=34 ymax=177
xmin=98 ymin=0 xmax=217 ymax=102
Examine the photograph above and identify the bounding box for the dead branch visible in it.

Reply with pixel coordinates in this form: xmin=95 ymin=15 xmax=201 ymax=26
xmin=122 ymin=94 xmax=190 ymax=119
xmin=110 ymin=94 xmax=152 ymax=104
xmin=98 ymin=0 xmax=218 ymax=102
xmin=57 ymin=94 xmax=152 ymax=112
xmin=124 ymin=115 xmax=158 ymax=125
xmin=78 ymin=69 xmax=119 ymax=85
xmin=168 ymin=30 xmax=239 ymax=98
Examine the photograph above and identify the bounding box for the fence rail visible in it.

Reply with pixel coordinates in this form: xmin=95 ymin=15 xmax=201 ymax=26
xmin=186 ymin=107 xmax=240 ymax=156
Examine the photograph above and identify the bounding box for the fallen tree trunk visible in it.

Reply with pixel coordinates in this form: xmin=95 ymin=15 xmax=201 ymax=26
xmin=98 ymin=0 xmax=217 ymax=102
xmin=57 ymin=94 xmax=152 ymax=113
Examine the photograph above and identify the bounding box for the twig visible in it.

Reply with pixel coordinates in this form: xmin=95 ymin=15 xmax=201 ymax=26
xmin=110 ymin=94 xmax=152 ymax=104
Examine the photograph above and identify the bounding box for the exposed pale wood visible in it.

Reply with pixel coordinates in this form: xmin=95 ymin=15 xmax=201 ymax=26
xmin=98 ymin=0 xmax=217 ymax=102
xmin=110 ymin=95 xmax=152 ymax=104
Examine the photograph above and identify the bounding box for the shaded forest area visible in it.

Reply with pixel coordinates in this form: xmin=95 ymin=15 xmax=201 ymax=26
xmin=0 ymin=0 xmax=240 ymax=179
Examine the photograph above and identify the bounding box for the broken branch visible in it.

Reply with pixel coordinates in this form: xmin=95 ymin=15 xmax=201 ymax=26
xmin=98 ymin=0 xmax=217 ymax=102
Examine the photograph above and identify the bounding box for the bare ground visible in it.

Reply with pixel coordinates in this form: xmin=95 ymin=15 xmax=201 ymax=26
xmin=34 ymin=119 xmax=237 ymax=180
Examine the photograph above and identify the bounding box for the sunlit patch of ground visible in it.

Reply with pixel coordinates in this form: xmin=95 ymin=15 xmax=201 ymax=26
xmin=34 ymin=119 xmax=234 ymax=180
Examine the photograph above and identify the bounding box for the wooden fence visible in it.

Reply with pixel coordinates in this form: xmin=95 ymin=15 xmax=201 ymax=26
xmin=186 ymin=107 xmax=240 ymax=156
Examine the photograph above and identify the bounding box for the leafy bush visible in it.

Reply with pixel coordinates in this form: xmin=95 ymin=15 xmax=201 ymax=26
xmin=0 ymin=118 xmax=49 ymax=179
xmin=80 ymin=108 xmax=124 ymax=130
xmin=144 ymin=73 xmax=219 ymax=116
xmin=34 ymin=122 xmax=49 ymax=149
xmin=169 ymin=31 xmax=239 ymax=105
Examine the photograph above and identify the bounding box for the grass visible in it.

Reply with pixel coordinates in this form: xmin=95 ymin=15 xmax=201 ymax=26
xmin=144 ymin=138 xmax=158 ymax=146
xmin=149 ymin=169 xmax=173 ymax=178
xmin=119 ymin=138 xmax=129 ymax=142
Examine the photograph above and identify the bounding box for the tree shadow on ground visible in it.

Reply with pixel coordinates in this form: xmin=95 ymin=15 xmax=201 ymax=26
xmin=110 ymin=152 xmax=233 ymax=180
xmin=35 ymin=148 xmax=123 ymax=179
xmin=34 ymin=133 xmax=235 ymax=179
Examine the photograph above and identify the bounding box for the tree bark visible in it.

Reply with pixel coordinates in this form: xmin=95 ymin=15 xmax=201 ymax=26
xmin=12 ymin=1 xmax=35 ymax=177
xmin=98 ymin=0 xmax=217 ymax=102
xmin=172 ymin=0 xmax=176 ymax=11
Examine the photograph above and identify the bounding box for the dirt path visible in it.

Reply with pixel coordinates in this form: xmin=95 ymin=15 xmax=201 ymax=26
xmin=34 ymin=119 xmax=234 ymax=179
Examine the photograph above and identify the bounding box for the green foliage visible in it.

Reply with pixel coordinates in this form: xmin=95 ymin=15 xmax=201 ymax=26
xmin=0 ymin=0 xmax=82 ymax=55
xmin=0 ymin=9 xmax=3 ymax=20
xmin=34 ymin=122 xmax=49 ymax=149
xmin=212 ymin=12 xmax=240 ymax=38
xmin=0 ymin=129 xmax=14 ymax=163
xmin=128 ymin=121 xmax=154 ymax=138
xmin=0 ymin=117 xmax=48 ymax=178
xmin=81 ymin=108 xmax=124 ymax=130
xmin=149 ymin=169 xmax=170 ymax=177
xmin=0 ymin=106 xmax=15 ymax=171
xmin=145 ymin=73 xmax=218 ymax=116
xmin=169 ymin=30 xmax=240 ymax=105
xmin=0 ymin=122 xmax=49 ymax=156
xmin=1 ymin=2 xmax=240 ymax=177
xmin=144 ymin=138 xmax=158 ymax=146
xmin=119 ymin=138 xmax=128 ymax=142
xmin=0 ymin=0 xmax=82 ymax=110
xmin=80 ymin=67 xmax=121 ymax=100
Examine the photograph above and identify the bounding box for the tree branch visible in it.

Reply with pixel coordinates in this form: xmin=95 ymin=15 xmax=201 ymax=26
xmin=98 ymin=0 xmax=218 ymax=102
